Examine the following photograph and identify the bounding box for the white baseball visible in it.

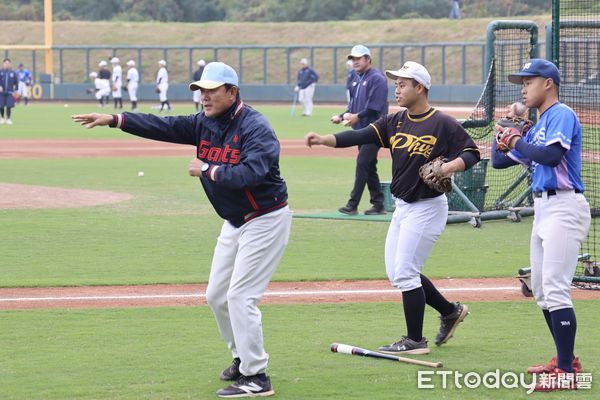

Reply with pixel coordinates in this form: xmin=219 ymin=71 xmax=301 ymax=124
xmin=138 ymin=171 xmax=145 ymax=177
xmin=513 ymin=102 xmax=527 ymax=117
xmin=64 ymin=104 xmax=69 ymax=108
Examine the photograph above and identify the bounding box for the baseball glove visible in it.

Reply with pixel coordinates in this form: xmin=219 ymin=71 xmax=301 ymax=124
xmin=155 ymin=86 xmax=161 ymax=93
xmin=419 ymin=156 xmax=452 ymax=193
xmin=495 ymin=116 xmax=532 ymax=153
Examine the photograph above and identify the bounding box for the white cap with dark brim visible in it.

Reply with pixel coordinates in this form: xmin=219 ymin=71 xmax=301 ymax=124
xmin=347 ymin=45 xmax=371 ymax=59
xmin=385 ymin=61 xmax=432 ymax=90
xmin=189 ymin=62 xmax=239 ymax=91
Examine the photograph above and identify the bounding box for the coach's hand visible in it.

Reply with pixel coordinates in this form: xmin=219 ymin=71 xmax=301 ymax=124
xmin=72 ymin=113 xmax=113 ymax=129
xmin=188 ymin=158 xmax=204 ymax=177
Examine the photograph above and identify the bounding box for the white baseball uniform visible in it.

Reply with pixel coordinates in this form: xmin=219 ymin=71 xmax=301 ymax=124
xmin=156 ymin=67 xmax=169 ymax=102
xmin=94 ymin=78 xmax=111 ymax=100
xmin=127 ymin=67 xmax=139 ymax=102
xmin=112 ymin=65 xmax=122 ymax=99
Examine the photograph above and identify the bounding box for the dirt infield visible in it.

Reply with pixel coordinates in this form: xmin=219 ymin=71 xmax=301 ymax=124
xmin=0 ymin=183 xmax=133 ymax=209
xmin=0 ymin=139 xmax=377 ymax=160
xmin=1 ymin=278 xmax=599 ymax=310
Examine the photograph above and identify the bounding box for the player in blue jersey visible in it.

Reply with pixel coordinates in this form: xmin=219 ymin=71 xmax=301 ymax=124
xmin=492 ymin=58 xmax=591 ymax=391
xmin=17 ymin=63 xmax=32 ymax=105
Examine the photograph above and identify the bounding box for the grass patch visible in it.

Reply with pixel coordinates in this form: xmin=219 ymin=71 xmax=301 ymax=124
xmin=0 ymin=300 xmax=598 ymax=399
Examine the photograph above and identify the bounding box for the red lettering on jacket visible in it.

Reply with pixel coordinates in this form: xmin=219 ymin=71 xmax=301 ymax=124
xmin=197 ymin=140 xmax=241 ymax=164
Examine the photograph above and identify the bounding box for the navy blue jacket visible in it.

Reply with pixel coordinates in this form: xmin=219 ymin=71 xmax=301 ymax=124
xmin=0 ymin=68 xmax=19 ymax=94
xmin=113 ymin=100 xmax=288 ymax=227
xmin=296 ymin=67 xmax=319 ymax=89
xmin=345 ymin=67 xmax=388 ymax=129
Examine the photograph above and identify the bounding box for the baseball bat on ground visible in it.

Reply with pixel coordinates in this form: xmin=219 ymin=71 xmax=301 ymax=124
xmin=331 ymin=343 xmax=443 ymax=368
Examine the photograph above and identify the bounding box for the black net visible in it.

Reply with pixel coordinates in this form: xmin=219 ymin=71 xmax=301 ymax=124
xmin=450 ymin=27 xmax=535 ymax=213
xmin=558 ymin=1 xmax=600 ymax=287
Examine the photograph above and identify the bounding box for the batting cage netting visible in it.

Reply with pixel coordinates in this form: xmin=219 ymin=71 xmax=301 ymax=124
xmin=556 ymin=0 xmax=600 ymax=287
xmin=451 ymin=22 xmax=537 ymax=219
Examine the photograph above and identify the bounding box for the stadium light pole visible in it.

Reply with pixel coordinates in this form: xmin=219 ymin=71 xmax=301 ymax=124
xmin=44 ymin=0 xmax=53 ymax=76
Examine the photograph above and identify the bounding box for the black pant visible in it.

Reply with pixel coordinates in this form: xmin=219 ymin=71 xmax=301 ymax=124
xmin=347 ymin=143 xmax=384 ymax=209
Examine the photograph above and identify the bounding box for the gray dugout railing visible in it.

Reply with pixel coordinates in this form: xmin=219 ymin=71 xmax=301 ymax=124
xmin=4 ymin=43 xmax=488 ymax=86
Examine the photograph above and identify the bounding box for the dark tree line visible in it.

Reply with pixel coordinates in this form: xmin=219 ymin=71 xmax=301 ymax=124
xmin=0 ymin=0 xmax=550 ymax=22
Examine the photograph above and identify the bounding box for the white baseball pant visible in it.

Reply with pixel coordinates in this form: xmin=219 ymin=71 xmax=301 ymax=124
xmin=530 ymin=190 xmax=590 ymax=311
xmin=385 ymin=195 xmax=448 ymax=291
xmin=158 ymin=83 xmax=168 ymax=102
xmin=127 ymin=83 xmax=138 ymax=102
xmin=298 ymin=83 xmax=315 ymax=116
xmin=17 ymin=81 xmax=29 ymax=98
xmin=112 ymin=84 xmax=122 ymax=99
xmin=205 ymin=206 xmax=292 ymax=376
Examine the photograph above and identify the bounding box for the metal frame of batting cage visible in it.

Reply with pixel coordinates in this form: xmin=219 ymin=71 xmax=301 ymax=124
xmin=448 ymin=20 xmax=539 ymax=229
xmin=548 ymin=0 xmax=600 ymax=288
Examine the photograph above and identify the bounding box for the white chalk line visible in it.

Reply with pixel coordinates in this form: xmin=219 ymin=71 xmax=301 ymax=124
xmin=0 ymin=286 xmax=519 ymax=303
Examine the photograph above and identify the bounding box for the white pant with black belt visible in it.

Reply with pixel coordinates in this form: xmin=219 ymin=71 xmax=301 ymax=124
xmin=530 ymin=190 xmax=590 ymax=311
xmin=298 ymin=83 xmax=315 ymax=116
xmin=385 ymin=195 xmax=448 ymax=291
xmin=205 ymin=206 xmax=292 ymax=376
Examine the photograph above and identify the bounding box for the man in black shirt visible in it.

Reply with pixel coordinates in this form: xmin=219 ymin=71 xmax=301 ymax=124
xmin=306 ymin=61 xmax=480 ymax=355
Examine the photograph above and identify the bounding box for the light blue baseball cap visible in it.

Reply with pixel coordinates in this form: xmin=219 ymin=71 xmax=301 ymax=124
xmin=189 ymin=62 xmax=239 ymax=91
xmin=348 ymin=45 xmax=371 ymax=59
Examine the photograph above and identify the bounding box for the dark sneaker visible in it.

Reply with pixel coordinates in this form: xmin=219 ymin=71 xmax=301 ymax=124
xmin=220 ymin=358 xmax=241 ymax=381
xmin=378 ymin=336 xmax=430 ymax=355
xmin=435 ymin=302 xmax=469 ymax=346
xmin=364 ymin=206 xmax=386 ymax=215
xmin=217 ymin=374 xmax=275 ymax=398
xmin=338 ymin=205 xmax=358 ymax=215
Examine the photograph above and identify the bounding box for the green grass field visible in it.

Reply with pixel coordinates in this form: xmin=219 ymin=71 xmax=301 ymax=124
xmin=1 ymin=301 xmax=599 ymax=400
xmin=1 ymin=102 xmax=597 ymax=399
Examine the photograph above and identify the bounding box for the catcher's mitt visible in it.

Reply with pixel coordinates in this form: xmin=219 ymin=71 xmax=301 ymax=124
xmin=419 ymin=156 xmax=452 ymax=193
xmin=495 ymin=117 xmax=532 ymax=153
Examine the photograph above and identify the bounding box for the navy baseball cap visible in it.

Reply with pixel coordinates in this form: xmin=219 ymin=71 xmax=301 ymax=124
xmin=508 ymin=58 xmax=561 ymax=86
xmin=189 ymin=62 xmax=239 ymax=91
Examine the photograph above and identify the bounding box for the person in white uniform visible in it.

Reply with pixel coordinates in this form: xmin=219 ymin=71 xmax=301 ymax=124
xmin=126 ymin=60 xmax=139 ymax=111
xmin=156 ymin=59 xmax=171 ymax=112
xmin=110 ymin=57 xmax=123 ymax=109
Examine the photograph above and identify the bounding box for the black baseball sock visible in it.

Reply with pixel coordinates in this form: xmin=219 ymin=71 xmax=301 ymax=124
xmin=132 ymin=101 xmax=137 ymax=110
xmin=165 ymin=100 xmax=171 ymax=110
xmin=421 ymin=274 xmax=455 ymax=316
xmin=402 ymin=287 xmax=426 ymax=342
xmin=24 ymin=97 xmax=28 ymax=105
xmin=114 ymin=98 xmax=118 ymax=108
xmin=0 ymin=107 xmax=4 ymax=118
xmin=118 ymin=98 xmax=123 ymax=108
xmin=6 ymin=108 xmax=11 ymax=119
xmin=550 ymin=308 xmax=577 ymax=372
xmin=542 ymin=309 xmax=555 ymax=343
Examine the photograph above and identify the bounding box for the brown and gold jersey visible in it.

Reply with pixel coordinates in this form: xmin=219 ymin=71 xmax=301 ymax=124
xmin=370 ymin=108 xmax=479 ymax=202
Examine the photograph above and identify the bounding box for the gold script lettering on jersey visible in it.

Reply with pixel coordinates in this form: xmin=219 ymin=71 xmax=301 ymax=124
xmin=389 ymin=133 xmax=437 ymax=158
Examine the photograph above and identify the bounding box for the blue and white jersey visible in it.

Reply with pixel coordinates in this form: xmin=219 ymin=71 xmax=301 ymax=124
xmin=17 ymin=68 xmax=31 ymax=84
xmin=508 ymin=102 xmax=584 ymax=192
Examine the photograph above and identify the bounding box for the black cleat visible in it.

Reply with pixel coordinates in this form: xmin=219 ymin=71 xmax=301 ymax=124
xmin=217 ymin=374 xmax=274 ymax=398
xmin=435 ymin=302 xmax=469 ymax=346
xmin=220 ymin=358 xmax=241 ymax=381
xmin=378 ymin=336 xmax=430 ymax=355
xmin=364 ymin=206 xmax=386 ymax=215
xmin=338 ymin=205 xmax=358 ymax=215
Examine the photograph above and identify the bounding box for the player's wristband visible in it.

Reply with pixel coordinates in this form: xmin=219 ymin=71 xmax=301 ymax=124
xmin=109 ymin=114 xmax=125 ymax=129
